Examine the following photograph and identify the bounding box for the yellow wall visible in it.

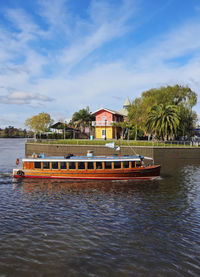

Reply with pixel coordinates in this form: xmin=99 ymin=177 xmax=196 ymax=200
xmin=95 ymin=127 xmax=114 ymax=139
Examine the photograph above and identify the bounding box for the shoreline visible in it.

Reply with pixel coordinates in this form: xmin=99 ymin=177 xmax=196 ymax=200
xmin=26 ymin=142 xmax=200 ymax=172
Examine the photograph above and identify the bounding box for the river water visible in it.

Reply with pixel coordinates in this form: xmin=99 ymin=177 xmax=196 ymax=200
xmin=0 ymin=139 xmax=200 ymax=276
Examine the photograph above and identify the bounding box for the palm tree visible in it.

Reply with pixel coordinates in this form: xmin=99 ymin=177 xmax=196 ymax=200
xmin=71 ymin=107 xmax=95 ymax=133
xmin=146 ymin=104 xmax=180 ymax=140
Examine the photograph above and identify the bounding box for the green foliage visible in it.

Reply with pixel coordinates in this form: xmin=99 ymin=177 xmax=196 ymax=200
xmin=141 ymin=84 xmax=197 ymax=107
xmin=128 ymin=84 xmax=197 ymax=139
xmin=0 ymin=126 xmax=30 ymax=138
xmin=129 ymin=127 xmax=144 ymax=140
xmin=47 ymin=133 xmax=67 ymax=139
xmin=146 ymin=104 xmax=180 ymax=140
xmin=25 ymin=112 xmax=53 ymax=134
xmin=177 ymin=106 xmax=197 ymax=137
xmin=128 ymin=98 xmax=144 ymax=130
xmin=71 ymin=107 xmax=95 ymax=132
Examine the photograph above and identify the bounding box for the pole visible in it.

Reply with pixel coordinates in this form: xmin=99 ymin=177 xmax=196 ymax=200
xmin=104 ymin=119 xmax=107 ymax=140
xmin=64 ymin=122 xmax=66 ymax=140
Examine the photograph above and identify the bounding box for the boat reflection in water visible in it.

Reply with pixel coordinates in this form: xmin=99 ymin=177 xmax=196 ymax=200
xmin=13 ymin=177 xmax=161 ymax=198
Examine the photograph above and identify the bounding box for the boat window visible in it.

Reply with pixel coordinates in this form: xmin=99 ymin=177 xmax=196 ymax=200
xmin=43 ymin=162 xmax=50 ymax=169
xmin=131 ymin=161 xmax=135 ymax=168
xmin=34 ymin=162 xmax=41 ymax=169
xmin=105 ymin=161 xmax=112 ymax=169
xmin=87 ymin=162 xmax=94 ymax=170
xmin=96 ymin=162 xmax=102 ymax=169
xmin=123 ymin=161 xmax=129 ymax=168
xmin=69 ymin=162 xmax=76 ymax=169
xmin=60 ymin=162 xmax=67 ymax=169
xmin=78 ymin=162 xmax=85 ymax=170
xmin=114 ymin=161 xmax=121 ymax=169
xmin=52 ymin=162 xmax=58 ymax=169
xmin=136 ymin=161 xmax=141 ymax=167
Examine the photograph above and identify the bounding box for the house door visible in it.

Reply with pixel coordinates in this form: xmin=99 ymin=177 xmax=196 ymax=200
xmin=102 ymin=129 xmax=106 ymax=139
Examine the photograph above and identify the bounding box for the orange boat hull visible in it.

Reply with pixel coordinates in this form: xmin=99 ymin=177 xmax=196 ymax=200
xmin=13 ymin=165 xmax=161 ymax=180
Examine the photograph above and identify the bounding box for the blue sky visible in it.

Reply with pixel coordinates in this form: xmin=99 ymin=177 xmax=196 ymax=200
xmin=0 ymin=0 xmax=200 ymax=128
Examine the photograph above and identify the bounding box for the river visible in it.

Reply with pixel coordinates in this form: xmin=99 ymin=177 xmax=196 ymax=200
xmin=0 ymin=138 xmax=200 ymax=276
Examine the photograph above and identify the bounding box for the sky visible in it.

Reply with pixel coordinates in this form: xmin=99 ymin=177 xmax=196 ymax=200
xmin=0 ymin=0 xmax=200 ymax=128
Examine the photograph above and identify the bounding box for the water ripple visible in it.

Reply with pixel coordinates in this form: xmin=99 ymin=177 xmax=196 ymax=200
xmin=0 ymin=139 xmax=200 ymax=276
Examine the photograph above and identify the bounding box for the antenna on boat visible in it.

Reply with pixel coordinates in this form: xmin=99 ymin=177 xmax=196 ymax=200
xmin=127 ymin=141 xmax=138 ymax=156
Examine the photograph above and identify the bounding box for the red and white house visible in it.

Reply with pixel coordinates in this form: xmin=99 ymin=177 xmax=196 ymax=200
xmin=92 ymin=108 xmax=124 ymax=139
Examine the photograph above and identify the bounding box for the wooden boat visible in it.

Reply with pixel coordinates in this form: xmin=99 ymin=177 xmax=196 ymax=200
xmin=13 ymin=152 xmax=161 ymax=180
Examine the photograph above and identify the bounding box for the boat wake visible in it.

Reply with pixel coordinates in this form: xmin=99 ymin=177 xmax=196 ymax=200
xmin=0 ymin=172 xmax=12 ymax=178
xmin=154 ymin=176 xmax=163 ymax=181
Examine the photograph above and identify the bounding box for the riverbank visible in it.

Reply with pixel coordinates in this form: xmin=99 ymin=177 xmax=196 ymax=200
xmin=26 ymin=138 xmax=196 ymax=147
xmin=26 ymin=142 xmax=200 ymax=174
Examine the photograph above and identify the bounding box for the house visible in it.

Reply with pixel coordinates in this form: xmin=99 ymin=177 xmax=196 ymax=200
xmin=92 ymin=108 xmax=124 ymax=139
xmin=50 ymin=122 xmax=81 ymax=139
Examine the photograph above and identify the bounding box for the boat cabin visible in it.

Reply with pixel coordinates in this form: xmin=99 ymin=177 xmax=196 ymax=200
xmin=13 ymin=153 xmax=160 ymax=180
xmin=23 ymin=157 xmax=143 ymax=171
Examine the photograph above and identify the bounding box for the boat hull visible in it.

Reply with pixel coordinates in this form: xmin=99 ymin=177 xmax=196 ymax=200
xmin=13 ymin=165 xmax=161 ymax=180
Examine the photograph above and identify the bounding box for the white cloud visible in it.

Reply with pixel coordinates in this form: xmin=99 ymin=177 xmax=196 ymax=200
xmin=0 ymin=90 xmax=53 ymax=105
xmin=133 ymin=19 xmax=200 ymax=71
xmin=37 ymin=0 xmax=70 ymax=30
xmin=57 ymin=0 xmax=137 ymax=70
xmin=5 ymin=8 xmax=39 ymax=36
xmin=0 ymin=0 xmax=200 ymax=128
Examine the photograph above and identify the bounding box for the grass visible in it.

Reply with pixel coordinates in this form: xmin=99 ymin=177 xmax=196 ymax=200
xmin=27 ymin=139 xmax=196 ymax=148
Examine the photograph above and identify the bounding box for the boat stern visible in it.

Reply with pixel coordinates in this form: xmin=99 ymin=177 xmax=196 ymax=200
xmin=13 ymin=168 xmax=25 ymax=178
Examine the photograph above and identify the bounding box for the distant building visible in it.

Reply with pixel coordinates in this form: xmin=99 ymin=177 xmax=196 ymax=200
xmin=50 ymin=122 xmax=80 ymax=138
xmin=92 ymin=108 xmax=124 ymax=139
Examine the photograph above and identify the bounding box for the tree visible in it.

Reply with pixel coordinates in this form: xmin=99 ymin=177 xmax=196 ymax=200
xmin=4 ymin=126 xmax=14 ymax=137
xmin=25 ymin=113 xmax=53 ymax=136
xmin=71 ymin=107 xmax=95 ymax=133
xmin=146 ymin=104 xmax=180 ymax=140
xmin=177 ymin=106 xmax=197 ymax=138
xmin=140 ymin=85 xmax=197 ymax=107
xmin=112 ymin=122 xmax=127 ymax=140
xmin=128 ymin=98 xmax=146 ymax=139
xmin=128 ymin=84 xmax=197 ymax=139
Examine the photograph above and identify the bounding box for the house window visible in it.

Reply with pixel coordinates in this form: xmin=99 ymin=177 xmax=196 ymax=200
xmin=102 ymin=116 xmax=107 ymax=121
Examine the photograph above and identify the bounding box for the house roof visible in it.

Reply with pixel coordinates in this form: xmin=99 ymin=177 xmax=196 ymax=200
xmin=50 ymin=122 xmax=79 ymax=131
xmin=123 ymin=97 xmax=131 ymax=107
xmin=118 ymin=108 xmax=128 ymax=116
xmin=92 ymin=108 xmax=124 ymax=116
xmin=118 ymin=98 xmax=131 ymax=116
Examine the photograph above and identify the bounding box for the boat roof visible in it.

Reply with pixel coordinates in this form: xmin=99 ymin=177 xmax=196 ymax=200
xmin=23 ymin=155 xmax=152 ymax=162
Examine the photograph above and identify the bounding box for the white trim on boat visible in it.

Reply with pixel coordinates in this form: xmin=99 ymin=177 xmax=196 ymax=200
xmin=23 ymin=157 xmax=142 ymax=163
